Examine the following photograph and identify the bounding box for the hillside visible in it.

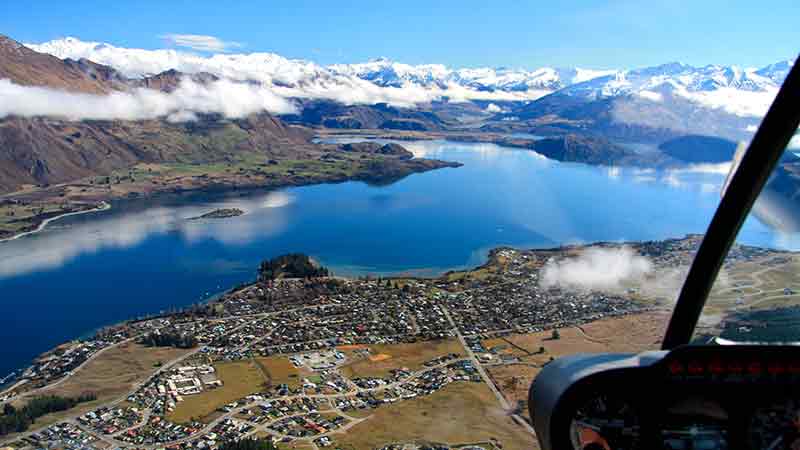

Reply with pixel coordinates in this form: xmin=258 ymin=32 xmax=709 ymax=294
xmin=0 ymin=35 xmax=463 ymax=239
xmin=25 ymin=36 xmax=792 ymax=146
xmin=0 ymin=35 xmax=119 ymax=94
xmin=528 ymin=134 xmax=638 ymax=166
xmin=658 ymin=135 xmax=738 ymax=163
xmin=0 ymin=114 xmax=309 ymax=193
xmin=280 ymin=99 xmax=446 ymax=131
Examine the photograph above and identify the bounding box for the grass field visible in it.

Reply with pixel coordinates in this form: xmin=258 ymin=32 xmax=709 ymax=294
xmin=338 ymin=339 xmax=463 ymax=379
xmin=483 ymin=311 xmax=666 ymax=363
xmin=332 ymin=382 xmax=537 ymax=450
xmin=484 ymin=312 xmax=667 ymax=421
xmin=703 ymin=256 xmax=800 ymax=315
xmin=19 ymin=343 xmax=192 ymax=431
xmin=277 ymin=441 xmax=317 ymax=450
xmin=485 ymin=364 xmax=537 ymax=418
xmin=168 ymin=360 xmax=267 ymax=424
xmin=255 ymin=356 xmax=312 ymax=389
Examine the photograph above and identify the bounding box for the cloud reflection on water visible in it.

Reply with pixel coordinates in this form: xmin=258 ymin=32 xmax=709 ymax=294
xmin=0 ymin=191 xmax=294 ymax=278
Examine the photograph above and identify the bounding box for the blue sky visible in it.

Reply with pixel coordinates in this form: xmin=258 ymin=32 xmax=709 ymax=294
xmin=1 ymin=0 xmax=797 ymax=69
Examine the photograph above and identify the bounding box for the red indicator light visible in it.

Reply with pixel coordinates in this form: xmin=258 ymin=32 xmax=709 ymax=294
xmin=767 ymin=362 xmax=786 ymax=375
xmin=668 ymin=360 xmax=684 ymax=375
xmin=709 ymin=359 xmax=725 ymax=375
xmin=747 ymin=361 xmax=763 ymax=375
xmin=688 ymin=360 xmax=704 ymax=375
xmin=728 ymin=361 xmax=743 ymax=374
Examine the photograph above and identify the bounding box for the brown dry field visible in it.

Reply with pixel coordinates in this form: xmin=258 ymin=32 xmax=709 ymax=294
xmin=277 ymin=442 xmax=317 ymax=450
xmin=17 ymin=343 xmax=191 ymax=431
xmin=168 ymin=360 xmax=267 ymax=424
xmin=486 ymin=311 xmax=668 ymax=420
xmin=255 ymin=356 xmax=313 ymax=389
xmin=332 ymin=381 xmax=537 ymax=450
xmin=483 ymin=311 xmax=666 ymax=361
xmin=338 ymin=339 xmax=463 ymax=379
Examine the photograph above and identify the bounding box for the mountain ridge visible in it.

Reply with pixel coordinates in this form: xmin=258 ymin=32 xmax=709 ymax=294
xmin=27 ymin=36 xmax=792 ymax=108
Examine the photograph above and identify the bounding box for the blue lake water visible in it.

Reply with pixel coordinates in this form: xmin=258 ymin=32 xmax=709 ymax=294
xmin=0 ymin=139 xmax=785 ymax=377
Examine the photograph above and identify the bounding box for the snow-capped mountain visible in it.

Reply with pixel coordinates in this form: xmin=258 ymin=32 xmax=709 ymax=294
xmin=28 ymin=36 xmax=331 ymax=85
xmin=755 ymin=60 xmax=794 ymax=84
xmin=15 ymin=37 xmax=796 ymax=122
xmin=329 ymin=58 xmax=616 ymax=93
xmin=556 ymin=61 xmax=783 ymax=117
xmin=328 ymin=58 xmax=452 ymax=89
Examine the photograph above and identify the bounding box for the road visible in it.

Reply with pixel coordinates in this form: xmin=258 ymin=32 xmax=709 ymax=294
xmin=84 ymin=356 xmax=471 ymax=449
xmin=4 ymin=302 xmax=539 ymax=448
xmin=441 ymin=305 xmax=538 ymax=437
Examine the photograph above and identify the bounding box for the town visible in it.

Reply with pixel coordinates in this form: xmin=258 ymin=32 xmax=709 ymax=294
xmin=3 ymin=236 xmax=790 ymax=450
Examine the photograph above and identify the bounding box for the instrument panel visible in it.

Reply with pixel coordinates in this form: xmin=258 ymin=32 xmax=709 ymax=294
xmin=530 ymin=346 xmax=800 ymax=450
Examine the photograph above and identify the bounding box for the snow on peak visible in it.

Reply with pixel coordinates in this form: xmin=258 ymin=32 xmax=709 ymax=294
xmin=755 ymin=59 xmax=795 ymax=84
xmin=559 ymin=60 xmax=790 ymax=117
xmin=19 ymin=37 xmax=795 ymax=117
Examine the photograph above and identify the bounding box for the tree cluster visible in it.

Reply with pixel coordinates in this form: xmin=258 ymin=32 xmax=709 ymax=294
xmin=140 ymin=330 xmax=197 ymax=349
xmin=0 ymin=393 xmax=96 ymax=435
xmin=258 ymin=253 xmax=329 ymax=282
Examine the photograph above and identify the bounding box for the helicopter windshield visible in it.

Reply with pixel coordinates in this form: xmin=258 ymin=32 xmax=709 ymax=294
xmin=696 ymin=132 xmax=800 ymax=344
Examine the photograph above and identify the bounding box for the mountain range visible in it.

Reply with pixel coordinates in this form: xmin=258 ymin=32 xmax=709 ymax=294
xmin=0 ymin=34 xmax=464 ymax=198
xmin=27 ymin=37 xmax=792 ymax=113
xmin=0 ymin=34 xmax=796 ymax=195
xmin=12 ymin=37 xmax=792 ymax=143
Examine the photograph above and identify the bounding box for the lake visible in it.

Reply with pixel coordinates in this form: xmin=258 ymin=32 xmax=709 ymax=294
xmin=0 ymin=139 xmax=784 ymax=377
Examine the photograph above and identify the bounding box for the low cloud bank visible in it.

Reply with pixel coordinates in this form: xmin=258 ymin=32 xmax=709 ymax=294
xmin=540 ymin=246 xmax=652 ymax=291
xmin=0 ymin=78 xmax=297 ymax=121
xmin=676 ymin=86 xmax=778 ymax=118
xmin=14 ymin=37 xmax=553 ymax=120
xmin=0 ymin=73 xmax=549 ymax=121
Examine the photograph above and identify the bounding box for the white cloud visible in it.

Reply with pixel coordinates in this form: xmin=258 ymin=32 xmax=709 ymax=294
xmin=637 ymin=90 xmax=663 ymax=102
xmin=485 ymin=103 xmax=502 ymax=113
xmin=0 ymin=77 xmax=297 ymax=121
xmin=18 ymin=37 xmax=787 ymax=121
xmin=674 ymin=86 xmax=778 ymax=118
xmin=25 ymin=37 xmax=553 ymax=109
xmin=789 ymin=134 xmax=800 ymax=149
xmin=540 ymin=246 xmax=652 ymax=291
xmin=160 ymin=34 xmax=242 ymax=52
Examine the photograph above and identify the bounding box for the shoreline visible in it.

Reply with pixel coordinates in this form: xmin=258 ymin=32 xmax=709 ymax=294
xmin=0 ymin=201 xmax=111 ymax=244
xmin=2 ymin=233 xmax=782 ymax=403
xmin=0 ymin=144 xmax=460 ymax=245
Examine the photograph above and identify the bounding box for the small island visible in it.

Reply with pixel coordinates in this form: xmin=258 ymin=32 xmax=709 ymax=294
xmin=188 ymin=208 xmax=245 ymax=220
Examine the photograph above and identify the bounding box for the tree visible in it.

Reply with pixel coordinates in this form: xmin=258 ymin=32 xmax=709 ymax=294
xmin=258 ymin=253 xmax=329 ymax=282
xmin=140 ymin=331 xmax=196 ymax=349
xmin=0 ymin=394 xmax=96 ymax=436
